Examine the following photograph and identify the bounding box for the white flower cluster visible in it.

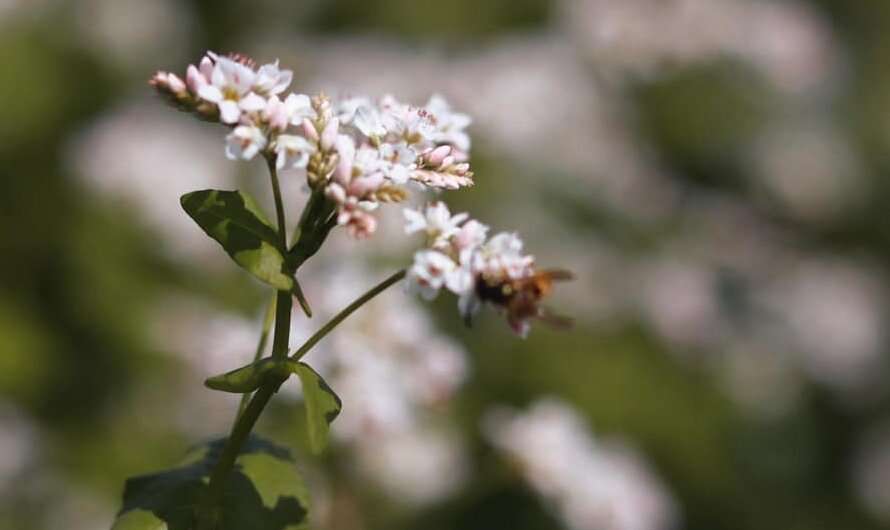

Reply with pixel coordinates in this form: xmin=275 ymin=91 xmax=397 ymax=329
xmin=292 ymin=264 xmax=469 ymax=438
xmin=151 ymin=51 xmax=474 ymax=238
xmin=287 ymin=264 xmax=470 ymax=506
xmin=485 ymin=399 xmax=678 ymax=530
xmin=403 ymin=201 xmax=568 ymax=338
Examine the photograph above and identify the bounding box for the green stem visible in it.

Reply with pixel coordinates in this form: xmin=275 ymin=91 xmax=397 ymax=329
xmin=271 ymin=290 xmax=292 ymax=360
xmin=194 ymin=381 xmax=283 ymax=530
xmin=194 ymin=269 xmax=406 ymax=529
xmin=237 ymin=295 xmax=277 ymax=416
xmin=195 ymin=157 xmax=295 ymax=529
xmin=267 ymin=158 xmax=288 ymax=251
xmin=290 ymin=189 xmax=323 ymax=252
xmin=290 ymin=269 xmax=406 ymax=362
xmin=266 ymin=156 xmax=294 ymax=361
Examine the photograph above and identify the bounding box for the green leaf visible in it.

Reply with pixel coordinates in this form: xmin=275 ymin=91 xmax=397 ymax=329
xmin=205 ymin=358 xmax=285 ymax=394
xmin=181 ymin=190 xmax=293 ymax=291
xmin=111 ymin=436 xmax=310 ymax=530
xmin=290 ymin=362 xmax=342 ymax=454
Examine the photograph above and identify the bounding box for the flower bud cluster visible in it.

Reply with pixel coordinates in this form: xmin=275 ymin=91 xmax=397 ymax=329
xmin=403 ymin=202 xmax=569 ymax=338
xmin=151 ymin=52 xmax=475 ymax=239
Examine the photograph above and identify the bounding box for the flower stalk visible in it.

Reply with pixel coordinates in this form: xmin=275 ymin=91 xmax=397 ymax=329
xmin=194 ymin=161 xmax=406 ymax=526
xmin=143 ymin=50 xmax=568 ymax=530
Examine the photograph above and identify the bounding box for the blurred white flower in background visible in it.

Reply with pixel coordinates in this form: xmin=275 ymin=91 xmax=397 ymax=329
xmin=353 ymin=424 xmax=468 ymax=506
xmin=0 ymin=0 xmax=55 ymax=25
xmin=636 ymin=258 xmax=722 ymax=351
xmin=0 ymin=405 xmax=111 ymax=529
xmin=283 ymin=260 xmax=471 ymax=506
xmin=716 ymin=339 xmax=805 ymax=418
xmin=149 ymin=297 xmax=260 ymax=437
xmin=750 ymin=122 xmax=862 ymax=223
xmin=0 ymin=403 xmax=39 ymax=494
xmin=72 ymin=0 xmax=193 ymax=71
xmin=485 ymin=399 xmax=678 ymax=530
xmin=564 ymin=0 xmax=833 ymax=93
xmin=67 ymin=101 xmax=238 ymax=263
xmin=765 ymin=259 xmax=886 ymax=393
xmin=854 ymin=423 xmax=890 ymax=522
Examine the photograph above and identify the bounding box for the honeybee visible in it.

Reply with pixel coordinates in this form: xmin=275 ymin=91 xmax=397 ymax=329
xmin=470 ymin=269 xmax=575 ymax=332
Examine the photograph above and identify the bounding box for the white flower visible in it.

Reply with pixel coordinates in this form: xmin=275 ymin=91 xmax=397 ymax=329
xmin=403 ymin=202 xmax=468 ymax=248
xmin=473 ymin=232 xmax=534 ymax=280
xmin=264 ymin=94 xmax=316 ymax=133
xmin=445 ymin=265 xmax=474 ymax=296
xmin=406 ymin=249 xmax=460 ymax=300
xmin=274 ymin=134 xmax=315 ymax=170
xmin=196 ymin=55 xmax=266 ymax=124
xmin=380 ymin=95 xmax=435 ymax=146
xmin=334 ymin=95 xmax=375 ymax=124
xmin=354 ymin=104 xmax=388 ymax=138
xmin=378 ymin=142 xmax=418 ymax=184
xmin=225 ymin=125 xmax=267 ymax=161
xmin=283 ymin=93 xmax=317 ymax=125
xmin=253 ymin=60 xmax=293 ymax=95
xmin=484 ymin=232 xmax=524 ymax=255
xmin=425 ymin=94 xmax=472 ymax=152
xmin=353 ymin=145 xmax=386 ymax=177
xmin=454 ymin=219 xmax=489 ymax=254
xmin=263 ymin=95 xmax=290 ymax=132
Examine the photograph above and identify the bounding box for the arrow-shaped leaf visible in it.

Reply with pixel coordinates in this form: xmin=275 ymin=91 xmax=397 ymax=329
xmin=181 ymin=189 xmax=293 ymax=291
xmin=289 ymin=362 xmax=342 ymax=454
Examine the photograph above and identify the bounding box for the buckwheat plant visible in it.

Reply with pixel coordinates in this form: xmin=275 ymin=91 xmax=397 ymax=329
xmin=115 ymin=52 xmax=570 ymax=530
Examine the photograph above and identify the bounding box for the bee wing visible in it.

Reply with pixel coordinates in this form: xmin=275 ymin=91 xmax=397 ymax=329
xmin=460 ymin=295 xmax=483 ymax=328
xmin=541 ymin=269 xmax=575 ymax=282
xmin=537 ymin=307 xmax=574 ymax=329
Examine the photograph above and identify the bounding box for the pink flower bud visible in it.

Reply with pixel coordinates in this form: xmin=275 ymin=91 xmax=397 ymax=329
xmin=334 ymin=154 xmax=353 ymax=186
xmin=325 ymin=183 xmax=347 ymax=204
xmin=302 ymin=119 xmax=319 ymax=142
xmin=199 ymin=55 xmax=214 ymax=78
xmin=349 ymin=173 xmax=385 ymax=198
xmin=150 ymin=72 xmax=187 ymax=97
xmin=167 ymin=73 xmax=186 ymax=93
xmin=346 ymin=211 xmax=377 ymax=239
xmin=186 ymin=64 xmax=206 ymax=93
xmin=426 ymin=145 xmax=452 ymax=167
xmin=321 ymin=118 xmax=340 ymax=151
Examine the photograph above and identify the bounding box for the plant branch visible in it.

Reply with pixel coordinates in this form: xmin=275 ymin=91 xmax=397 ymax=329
xmin=194 ymin=380 xmax=284 ymax=530
xmin=266 ymin=157 xmax=288 ymax=251
xmin=237 ymin=295 xmax=277 ymax=416
xmin=290 ymin=269 xmax=406 ymax=362
xmin=193 ymin=269 xmax=405 ymax=529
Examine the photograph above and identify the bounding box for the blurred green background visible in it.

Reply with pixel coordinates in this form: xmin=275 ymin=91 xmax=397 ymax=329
xmin=3 ymin=0 xmax=890 ymax=529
